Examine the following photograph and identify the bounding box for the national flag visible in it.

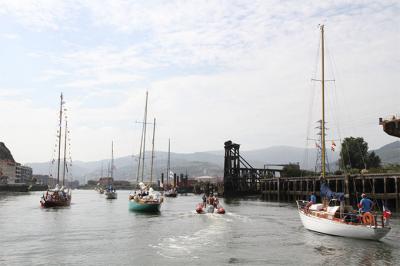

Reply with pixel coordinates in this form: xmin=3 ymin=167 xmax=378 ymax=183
xmin=383 ymin=205 xmax=392 ymax=219
xmin=331 ymin=141 xmax=336 ymax=151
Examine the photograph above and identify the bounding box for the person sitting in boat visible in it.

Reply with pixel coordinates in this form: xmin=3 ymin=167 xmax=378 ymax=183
xmin=214 ymin=197 xmax=219 ymax=208
xmin=208 ymin=194 xmax=215 ymax=206
xmin=202 ymin=194 xmax=207 ymax=207
xmin=359 ymin=193 xmax=374 ymax=213
xmin=305 ymin=192 xmax=316 ymax=211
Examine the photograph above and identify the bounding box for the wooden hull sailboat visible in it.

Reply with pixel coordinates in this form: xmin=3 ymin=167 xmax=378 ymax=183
xmin=41 ymin=188 xmax=71 ymax=207
xmin=297 ymin=25 xmax=391 ymax=240
xmin=297 ymin=201 xmax=390 ymax=240
xmin=41 ymin=93 xmax=72 ymax=208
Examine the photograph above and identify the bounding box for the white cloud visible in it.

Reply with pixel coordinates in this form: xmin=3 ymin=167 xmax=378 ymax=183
xmin=0 ymin=0 xmax=79 ymax=31
xmin=0 ymin=0 xmax=398 ymax=162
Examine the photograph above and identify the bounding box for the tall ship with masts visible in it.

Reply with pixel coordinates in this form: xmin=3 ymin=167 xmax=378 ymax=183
xmin=129 ymin=91 xmax=163 ymax=212
xmin=296 ymin=25 xmax=391 ymax=240
xmin=40 ymin=93 xmax=72 ymax=208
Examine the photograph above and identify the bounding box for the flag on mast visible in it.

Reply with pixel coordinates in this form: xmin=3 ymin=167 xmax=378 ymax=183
xmin=331 ymin=141 xmax=336 ymax=151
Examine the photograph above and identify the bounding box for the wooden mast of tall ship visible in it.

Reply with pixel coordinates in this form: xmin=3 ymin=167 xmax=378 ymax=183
xmin=295 ymin=25 xmax=391 ymax=240
xmin=40 ymin=93 xmax=72 ymax=207
xmin=129 ymin=91 xmax=163 ymax=212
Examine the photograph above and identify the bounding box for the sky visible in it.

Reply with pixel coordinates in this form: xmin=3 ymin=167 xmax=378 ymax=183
xmin=0 ymin=0 xmax=398 ymax=163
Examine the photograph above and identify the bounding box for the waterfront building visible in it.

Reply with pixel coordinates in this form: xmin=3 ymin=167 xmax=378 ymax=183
xmin=33 ymin=174 xmax=57 ymax=187
xmin=15 ymin=164 xmax=33 ymax=183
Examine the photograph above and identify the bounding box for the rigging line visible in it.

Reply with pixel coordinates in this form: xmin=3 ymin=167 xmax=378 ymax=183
xmin=304 ymin=32 xmax=321 ymax=172
xmin=326 ymin=36 xmax=370 ymax=171
xmin=325 ymin=41 xmax=342 ymax=144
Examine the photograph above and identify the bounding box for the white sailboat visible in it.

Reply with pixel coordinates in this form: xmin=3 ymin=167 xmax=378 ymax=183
xmin=164 ymin=138 xmax=177 ymax=197
xmin=296 ymin=25 xmax=391 ymax=241
xmin=104 ymin=141 xmax=117 ymax=200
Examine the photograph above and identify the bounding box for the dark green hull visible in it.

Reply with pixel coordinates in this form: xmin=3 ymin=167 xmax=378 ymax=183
xmin=129 ymin=200 xmax=161 ymax=212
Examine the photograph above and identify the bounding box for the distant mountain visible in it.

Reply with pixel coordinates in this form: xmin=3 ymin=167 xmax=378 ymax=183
xmin=27 ymin=145 xmax=340 ymax=184
xmin=373 ymin=141 xmax=400 ymax=164
xmin=25 ymin=141 xmax=400 ymax=184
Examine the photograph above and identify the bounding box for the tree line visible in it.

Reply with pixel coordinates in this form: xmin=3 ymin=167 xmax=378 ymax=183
xmin=281 ymin=137 xmax=398 ymax=177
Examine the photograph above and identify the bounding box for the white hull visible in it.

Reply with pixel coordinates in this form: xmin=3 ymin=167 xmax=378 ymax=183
xmin=105 ymin=191 xmax=117 ymax=199
xmin=298 ymin=210 xmax=390 ymax=240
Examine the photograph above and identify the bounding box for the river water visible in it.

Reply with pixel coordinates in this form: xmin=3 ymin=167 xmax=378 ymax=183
xmin=0 ymin=190 xmax=399 ymax=265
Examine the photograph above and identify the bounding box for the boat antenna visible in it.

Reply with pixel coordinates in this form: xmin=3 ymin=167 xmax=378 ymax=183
xmin=57 ymin=93 xmax=63 ymax=185
xmin=62 ymin=120 xmax=68 ymax=186
xmin=320 ymin=24 xmax=326 ymax=179
xmin=150 ymin=117 xmax=156 ymax=185
xmin=141 ymin=91 xmax=149 ymax=182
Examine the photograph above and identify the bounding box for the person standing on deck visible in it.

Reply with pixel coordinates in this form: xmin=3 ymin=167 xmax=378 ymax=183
xmin=305 ymin=192 xmax=317 ymax=211
xmin=202 ymin=194 xmax=207 ymax=207
xmin=310 ymin=192 xmax=317 ymax=204
xmin=359 ymin=193 xmax=374 ymax=213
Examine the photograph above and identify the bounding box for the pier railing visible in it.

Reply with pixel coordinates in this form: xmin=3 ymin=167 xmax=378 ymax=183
xmin=261 ymin=173 xmax=400 ymax=212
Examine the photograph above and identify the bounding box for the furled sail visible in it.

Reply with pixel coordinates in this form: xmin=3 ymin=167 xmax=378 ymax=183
xmin=320 ymin=181 xmax=344 ymax=201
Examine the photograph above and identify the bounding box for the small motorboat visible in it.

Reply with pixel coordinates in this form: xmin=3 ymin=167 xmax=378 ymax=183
xmin=195 ymin=203 xmax=225 ymax=214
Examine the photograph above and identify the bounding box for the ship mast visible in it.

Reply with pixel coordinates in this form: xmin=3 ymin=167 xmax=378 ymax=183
xmin=150 ymin=118 xmax=156 ymax=185
xmin=320 ymin=25 xmax=326 ymax=179
xmin=57 ymin=93 xmax=63 ymax=185
xmin=62 ymin=120 xmax=68 ymax=186
xmin=111 ymin=141 xmax=114 ymax=179
xmin=167 ymin=138 xmax=170 ymax=187
xmin=141 ymin=91 xmax=149 ymax=182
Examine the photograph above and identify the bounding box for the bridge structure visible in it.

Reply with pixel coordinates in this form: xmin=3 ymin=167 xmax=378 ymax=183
xmin=223 ymin=140 xmax=282 ymax=196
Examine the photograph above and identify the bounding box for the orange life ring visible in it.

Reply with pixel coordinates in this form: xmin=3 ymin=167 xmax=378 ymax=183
xmin=362 ymin=212 xmax=375 ymax=225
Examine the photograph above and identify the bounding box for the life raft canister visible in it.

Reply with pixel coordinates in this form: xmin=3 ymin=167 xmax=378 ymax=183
xmin=362 ymin=212 xmax=375 ymax=225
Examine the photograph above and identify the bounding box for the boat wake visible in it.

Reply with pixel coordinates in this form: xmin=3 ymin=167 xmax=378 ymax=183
xmin=150 ymin=214 xmax=230 ymax=260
